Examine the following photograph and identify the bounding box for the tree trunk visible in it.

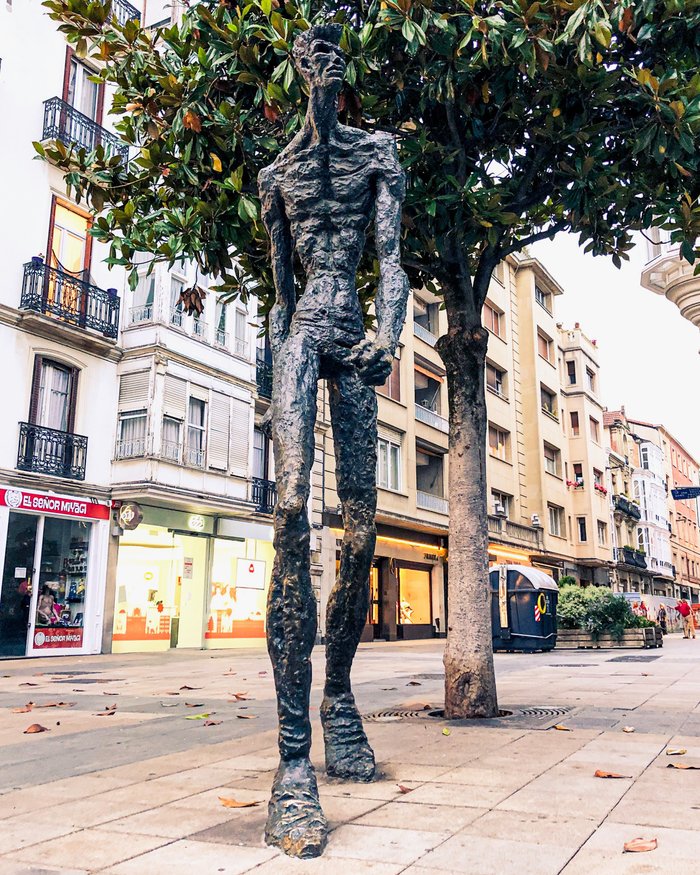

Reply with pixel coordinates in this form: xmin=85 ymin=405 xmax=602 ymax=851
xmin=437 ymin=314 xmax=498 ymax=719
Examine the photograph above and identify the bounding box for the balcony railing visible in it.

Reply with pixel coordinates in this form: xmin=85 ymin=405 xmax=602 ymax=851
xmin=488 ymin=515 xmax=543 ymax=549
xmin=413 ymin=322 xmax=438 ymax=347
xmin=613 ymin=547 xmax=648 ymax=569
xmin=109 ymin=0 xmax=140 ymax=25
xmin=17 ymin=422 xmax=87 ymax=481
xmin=184 ymin=445 xmax=205 ymax=468
xmin=234 ymin=337 xmax=248 ymax=358
xmin=649 ymin=557 xmax=675 ymax=577
xmin=415 ymin=403 xmax=449 ymax=434
xmin=42 ymin=97 xmax=129 ymax=162
xmin=417 ymin=490 xmax=448 ymax=515
xmin=256 ymin=351 xmax=273 ymax=400
xmin=252 ymin=477 xmax=277 ymax=514
xmin=193 ymin=318 xmax=206 ymax=338
xmin=215 ymin=328 xmax=229 ymax=348
xmin=161 ymin=440 xmax=181 ymax=463
xmin=20 ymin=260 xmax=120 ymax=339
xmin=613 ymin=494 xmax=642 ymax=521
xmin=129 ymin=304 xmax=152 ymax=325
xmin=170 ymin=308 xmax=184 ymax=327
xmin=115 ymin=436 xmax=147 ymax=459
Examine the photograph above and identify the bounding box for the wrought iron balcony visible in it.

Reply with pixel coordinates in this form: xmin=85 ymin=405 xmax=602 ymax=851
xmin=17 ymin=422 xmax=87 ymax=481
xmin=252 ymin=477 xmax=277 ymax=514
xmin=20 ymin=260 xmax=120 ymax=339
xmin=256 ymin=351 xmax=273 ymax=400
xmin=613 ymin=494 xmax=641 ymax=521
xmin=109 ymin=0 xmax=140 ymax=25
xmin=613 ymin=546 xmax=647 ymax=569
xmin=42 ymin=97 xmax=129 ymax=162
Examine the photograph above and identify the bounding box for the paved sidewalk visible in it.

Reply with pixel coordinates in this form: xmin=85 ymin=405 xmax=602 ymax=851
xmin=0 ymin=635 xmax=699 ymax=874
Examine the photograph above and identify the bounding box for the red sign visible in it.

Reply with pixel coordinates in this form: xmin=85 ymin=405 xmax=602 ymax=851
xmin=33 ymin=627 xmax=84 ymax=649
xmin=0 ymin=488 xmax=109 ymax=520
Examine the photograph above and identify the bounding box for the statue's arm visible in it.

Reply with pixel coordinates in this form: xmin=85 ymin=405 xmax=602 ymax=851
xmin=374 ymin=138 xmax=409 ymax=353
xmin=259 ymin=168 xmax=295 ymax=355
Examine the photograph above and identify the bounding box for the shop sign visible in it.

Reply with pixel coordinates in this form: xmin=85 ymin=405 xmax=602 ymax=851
xmin=183 ymin=557 xmax=194 ymax=579
xmin=0 ymin=488 xmax=109 ymax=520
xmin=236 ymin=558 xmax=266 ymax=590
xmin=188 ymin=514 xmax=206 ymax=532
xmin=33 ymin=627 xmax=84 ymax=649
xmin=118 ymin=502 xmax=143 ymax=530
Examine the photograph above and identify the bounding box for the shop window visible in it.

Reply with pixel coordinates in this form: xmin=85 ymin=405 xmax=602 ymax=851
xmin=398 ymin=567 xmax=432 ymax=625
xmin=378 ymin=354 xmax=401 ymax=402
xmin=116 ymin=410 xmax=147 ymax=458
xmin=416 ymin=446 xmax=444 ymax=497
xmin=484 ymin=302 xmax=503 ymax=338
xmin=488 ymin=423 xmax=510 ymax=461
xmin=0 ymin=513 xmax=39 ymax=657
xmin=570 ymin=410 xmax=580 ymax=436
xmin=544 ymin=442 xmax=560 ymax=476
xmin=548 ymin=504 xmax=564 ymax=537
xmin=486 ymin=363 xmax=506 ymax=399
xmin=207 ymin=538 xmax=270 ymax=640
xmin=185 ymin=398 xmax=206 ymax=467
xmin=377 ymin=436 xmax=401 ymax=491
xmin=537 ymin=330 xmax=553 ymax=364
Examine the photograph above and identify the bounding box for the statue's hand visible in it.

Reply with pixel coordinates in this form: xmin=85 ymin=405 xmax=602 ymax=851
xmin=347 ymin=338 xmax=394 ymax=387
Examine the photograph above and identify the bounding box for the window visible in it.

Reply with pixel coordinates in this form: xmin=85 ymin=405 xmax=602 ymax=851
xmin=640 ymin=446 xmax=649 ymax=470
xmin=32 ymin=359 xmax=75 ymax=432
xmin=116 ymin=411 xmax=146 ymax=458
xmin=414 ymin=367 xmax=442 ymax=413
xmin=66 ymin=57 xmax=99 ymax=121
xmin=492 ymin=261 xmax=505 ymax=285
xmin=537 ymin=330 xmax=553 ymax=363
xmin=586 ymin=367 xmax=596 ymax=392
xmin=49 ymin=201 xmax=90 ymax=276
xmin=589 ymin=416 xmax=600 ymax=443
xmin=170 ymin=277 xmax=185 ymax=327
xmin=484 ymin=303 xmax=504 ymax=338
xmin=162 ymin=416 xmax=182 ymax=462
xmin=572 ymin=463 xmax=584 ymax=485
xmin=215 ymin=301 xmax=227 ymax=347
xmin=540 ymin=385 xmax=557 ymax=419
xmin=234 ymin=309 xmax=248 ymax=357
xmin=577 ymin=517 xmax=588 ymax=542
xmin=486 ymin=363 xmax=506 ymax=398
xmin=566 ymin=360 xmax=577 ymax=385
xmin=491 ymin=490 xmax=511 ymax=517
xmin=535 ymin=285 xmax=551 ymax=314
xmin=378 ymin=355 xmax=401 ymax=402
xmin=548 ymin=504 xmax=564 ymax=537
xmin=544 ymin=443 xmax=560 ymax=476
xmin=185 ymin=397 xmax=206 ymax=467
xmin=398 ymin=567 xmax=432 ymax=625
xmin=594 ymin=469 xmax=604 ymax=487
xmin=597 ymin=520 xmax=607 ymax=545
xmin=131 ymin=273 xmax=155 ymax=324
xmin=488 ymin=424 xmax=509 ymax=461
xmin=377 ymin=436 xmax=401 ymax=491
xmin=570 ymin=411 xmax=580 ymax=436
xmin=413 ymin=296 xmax=438 ymax=337
xmin=416 ymin=446 xmax=444 ymax=497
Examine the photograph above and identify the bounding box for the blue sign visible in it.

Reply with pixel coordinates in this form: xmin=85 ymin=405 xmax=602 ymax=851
xmin=671 ymin=487 xmax=700 ymax=500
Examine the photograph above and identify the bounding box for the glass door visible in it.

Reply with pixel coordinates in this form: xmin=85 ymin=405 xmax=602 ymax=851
xmin=0 ymin=513 xmax=39 ymax=657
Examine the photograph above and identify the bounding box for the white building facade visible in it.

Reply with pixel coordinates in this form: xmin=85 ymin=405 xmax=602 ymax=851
xmin=633 ymin=439 xmax=674 ymax=591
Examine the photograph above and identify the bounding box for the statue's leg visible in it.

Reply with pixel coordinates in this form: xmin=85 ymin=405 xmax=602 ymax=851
xmin=321 ymin=368 xmax=377 ymax=782
xmin=265 ymin=331 xmax=327 ymax=858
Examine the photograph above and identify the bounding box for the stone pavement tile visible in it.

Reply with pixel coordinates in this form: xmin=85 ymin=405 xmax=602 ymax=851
xmin=460 ymin=809 xmax=597 ymax=847
xmin=559 ymin=822 xmax=700 ymax=874
xmin=251 ymin=856 xmax=404 ymax=874
xmin=100 ymin=838 xmax=275 ymax=875
xmin=100 ymin=797 xmax=238 ymax=839
xmin=324 ymin=823 xmax=444 ymax=865
xmin=217 ymin=750 xmax=280 ymax=772
xmin=7 ymin=828 xmax=170 ymax=871
xmin=0 ymin=773 xmax=129 ymax=820
xmin=410 ymin=833 xmax=574 ymax=875
xmin=320 ymin=779 xmax=413 ymax=802
xmin=0 ymin=814 xmax=78 ymax=856
xmin=495 ymin=781 xmax=627 ymax=820
xmin=144 ymin=765 xmax=237 ymax=795
xmin=354 ymin=801 xmax=486 ymax=834
xmin=397 ymin=781 xmax=513 ymax=809
xmin=433 ymin=764 xmax=539 ymax=791
xmin=185 ymin=804 xmax=267 ymax=847
xmin=0 ymin=863 xmax=88 ymax=875
xmin=609 ymin=796 xmax=700 ymax=831
xmin=375 ymin=763 xmax=451 ymax=783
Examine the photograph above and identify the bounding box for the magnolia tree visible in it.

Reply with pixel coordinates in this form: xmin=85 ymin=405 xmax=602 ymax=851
xmin=41 ymin=0 xmax=700 ymax=717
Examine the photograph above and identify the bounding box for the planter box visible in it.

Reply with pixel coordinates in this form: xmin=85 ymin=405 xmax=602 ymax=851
xmin=557 ymin=627 xmax=662 ymax=649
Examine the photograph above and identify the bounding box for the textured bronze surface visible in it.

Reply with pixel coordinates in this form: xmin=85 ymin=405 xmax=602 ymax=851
xmin=258 ymin=23 xmax=408 ymax=858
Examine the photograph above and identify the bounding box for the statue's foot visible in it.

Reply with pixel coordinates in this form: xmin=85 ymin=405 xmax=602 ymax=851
xmin=321 ymin=692 xmax=376 ymax=782
xmin=265 ymin=758 xmax=328 ymax=858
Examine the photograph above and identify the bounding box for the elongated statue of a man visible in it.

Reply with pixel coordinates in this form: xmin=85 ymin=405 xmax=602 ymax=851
xmin=258 ymin=22 xmax=409 ymax=859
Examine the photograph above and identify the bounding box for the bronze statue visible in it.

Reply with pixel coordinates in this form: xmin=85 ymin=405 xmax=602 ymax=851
xmin=258 ymin=23 xmax=408 ymax=858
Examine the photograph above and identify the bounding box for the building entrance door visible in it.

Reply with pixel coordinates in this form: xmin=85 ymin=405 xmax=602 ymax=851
xmin=171 ymin=534 xmax=208 ymax=648
xmin=0 ymin=513 xmax=39 ymax=657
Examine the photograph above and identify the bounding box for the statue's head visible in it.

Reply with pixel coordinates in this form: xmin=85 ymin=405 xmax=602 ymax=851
xmin=293 ymin=24 xmax=345 ymax=93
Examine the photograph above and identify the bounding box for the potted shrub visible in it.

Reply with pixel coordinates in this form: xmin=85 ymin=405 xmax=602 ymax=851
xmin=556 ymin=585 xmax=662 ymax=649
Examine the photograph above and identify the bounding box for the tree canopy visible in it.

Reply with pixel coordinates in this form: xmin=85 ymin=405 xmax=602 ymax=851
xmin=40 ymin=0 xmax=700 ymax=323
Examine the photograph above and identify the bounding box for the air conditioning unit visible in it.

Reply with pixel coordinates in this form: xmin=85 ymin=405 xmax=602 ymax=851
xmin=531 ymin=513 xmax=541 ymax=527
xmin=494 ymin=502 xmax=507 ymax=517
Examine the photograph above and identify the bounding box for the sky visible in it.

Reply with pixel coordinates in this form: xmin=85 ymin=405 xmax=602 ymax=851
xmin=531 ymin=235 xmax=700 ymax=461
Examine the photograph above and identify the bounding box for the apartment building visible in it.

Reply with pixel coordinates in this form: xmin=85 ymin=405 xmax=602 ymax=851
xmin=641 ymin=230 xmax=700 ymax=328
xmin=0 ymin=0 xmax=140 ymax=657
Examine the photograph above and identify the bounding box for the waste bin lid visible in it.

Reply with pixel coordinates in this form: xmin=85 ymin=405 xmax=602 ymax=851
xmin=490 ymin=565 xmax=559 ymax=591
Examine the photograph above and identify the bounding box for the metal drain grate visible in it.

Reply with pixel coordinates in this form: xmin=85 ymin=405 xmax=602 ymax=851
xmin=52 ymin=678 xmax=124 ymax=684
xmin=607 ymin=655 xmax=661 ymax=663
xmin=518 ymin=706 xmax=572 ymax=718
xmin=364 ymin=708 xmax=434 ymax=721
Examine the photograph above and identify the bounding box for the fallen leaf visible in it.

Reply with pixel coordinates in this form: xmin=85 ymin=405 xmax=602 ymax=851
xmin=223 ymin=670 xmax=237 ymax=676
xmin=236 ymin=714 xmax=258 ymax=720
xmin=35 ymin=701 xmax=76 ymax=709
xmin=24 ymin=723 xmax=49 ymax=734
xmin=406 ymin=681 xmax=421 ymax=686
xmin=185 ymin=712 xmax=215 ymax=720
xmin=219 ymin=796 xmax=261 ymax=808
xmin=667 ymin=763 xmax=700 ymax=770
xmin=641 ymin=673 xmax=650 ymax=677
xmin=622 ymin=726 xmax=635 ymax=733
xmin=164 ymin=692 xmax=180 ymax=696
xmin=258 ymin=671 xmax=268 ymax=676
xmin=19 ymin=682 xmax=38 ymax=687
xmin=179 ymin=685 xmax=201 ymax=691
xmin=442 ymin=727 xmax=451 ymax=736
xmin=623 ymin=837 xmax=657 ymax=853
xmin=203 ymin=720 xmax=222 ymax=727
xmin=381 ymin=687 xmax=397 ymax=691
xmin=72 ymin=689 xmax=85 ymax=692
xmin=553 ymin=724 xmax=572 ymax=732
xmin=103 ymin=691 xmax=119 ymax=695
xmin=12 ymin=704 xmax=34 ymax=713
xmin=594 ymin=770 xmax=631 ymax=779
xmin=666 ymin=748 xmax=687 ymax=756
xmin=95 ymin=705 xmax=117 ymax=717
xmin=160 ymin=702 xmax=179 ymax=708
xmin=397 ymin=784 xmax=413 ymax=794
xmin=231 ymin=692 xmax=250 ymax=700
xmin=185 ymin=702 xmax=205 ymax=708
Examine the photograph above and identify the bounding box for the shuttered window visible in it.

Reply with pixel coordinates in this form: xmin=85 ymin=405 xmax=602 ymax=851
xmin=118 ymin=370 xmax=149 ymax=412
xmin=163 ymin=375 xmax=187 ymax=419
xmin=229 ymin=398 xmax=250 ymax=475
xmin=208 ymin=392 xmax=230 ymax=471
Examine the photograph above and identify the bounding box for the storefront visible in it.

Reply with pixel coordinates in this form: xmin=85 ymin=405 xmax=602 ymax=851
xmin=111 ymin=503 xmax=274 ymax=653
xmin=0 ymin=486 xmax=110 ymax=657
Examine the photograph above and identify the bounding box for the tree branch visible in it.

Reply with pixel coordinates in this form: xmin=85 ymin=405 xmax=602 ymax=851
xmin=500 ymin=221 xmax=568 ymax=256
